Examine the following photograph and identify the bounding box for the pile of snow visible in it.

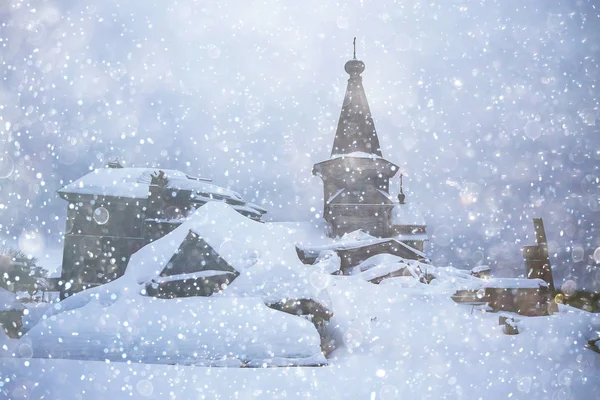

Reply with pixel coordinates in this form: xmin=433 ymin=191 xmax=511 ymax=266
xmin=26 ymin=294 xmax=323 ymax=367
xmin=428 ymin=264 xmax=487 ymax=291
xmin=323 ymin=277 xmax=600 ymax=399
xmin=4 ymin=296 xmax=599 ymax=400
xmin=22 ymin=203 xmax=332 ymax=366
xmin=349 ymin=254 xmax=423 ymax=282
xmin=342 ymin=253 xmax=484 ymax=293
xmin=5 ymin=204 xmax=600 ymax=395
xmin=299 ymin=231 xmax=394 ymax=255
xmin=311 ymin=250 xmax=342 ymax=274
xmin=297 ymin=229 xmax=427 ymax=262
xmin=127 ymin=202 xmax=332 ymax=307
xmin=3 ymin=239 xmax=600 ymax=397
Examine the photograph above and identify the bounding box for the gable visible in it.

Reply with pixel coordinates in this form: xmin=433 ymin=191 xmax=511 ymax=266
xmin=160 ymin=230 xmax=237 ymax=277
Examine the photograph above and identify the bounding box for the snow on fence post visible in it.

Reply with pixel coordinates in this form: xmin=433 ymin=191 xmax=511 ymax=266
xmin=503 ymin=317 xmax=519 ymax=335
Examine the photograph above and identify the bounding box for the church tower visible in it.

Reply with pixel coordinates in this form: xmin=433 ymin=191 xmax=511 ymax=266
xmin=313 ymin=43 xmax=400 ymax=238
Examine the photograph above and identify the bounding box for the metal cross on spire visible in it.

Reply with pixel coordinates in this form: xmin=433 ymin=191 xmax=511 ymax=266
xmin=353 ymin=37 xmax=357 ymax=59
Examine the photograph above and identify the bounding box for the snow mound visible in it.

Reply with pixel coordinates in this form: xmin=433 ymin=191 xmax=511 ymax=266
xmin=26 ymin=295 xmax=324 ymax=366
xmin=312 ymin=250 xmax=341 ymax=274
xmin=24 ymin=203 xmax=332 ymax=366
xmin=348 ymin=254 xmax=482 ymax=290
xmin=296 ymin=229 xmax=427 ymax=266
xmin=353 ymin=253 xmax=407 ymax=273
xmin=127 ymin=201 xmax=332 ymax=307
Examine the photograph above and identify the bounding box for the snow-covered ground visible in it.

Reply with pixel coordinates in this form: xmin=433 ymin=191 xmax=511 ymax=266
xmin=1 ymin=204 xmax=599 ymax=398
xmin=3 ymin=255 xmax=600 ymax=399
xmin=23 ymin=295 xmax=324 ymax=367
xmin=2 ymin=278 xmax=599 ymax=399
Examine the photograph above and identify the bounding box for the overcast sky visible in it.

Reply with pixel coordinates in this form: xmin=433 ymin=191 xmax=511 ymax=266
xmin=0 ymin=0 xmax=598 ymax=287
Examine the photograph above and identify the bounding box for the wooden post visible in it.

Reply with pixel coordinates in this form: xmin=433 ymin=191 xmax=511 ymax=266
xmin=522 ymin=218 xmax=555 ymax=293
xmin=503 ymin=318 xmax=519 ymax=335
xmin=533 ymin=218 xmax=548 ymax=245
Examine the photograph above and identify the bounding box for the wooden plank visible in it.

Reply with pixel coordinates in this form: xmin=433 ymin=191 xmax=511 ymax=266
xmin=533 ymin=218 xmax=547 ymax=245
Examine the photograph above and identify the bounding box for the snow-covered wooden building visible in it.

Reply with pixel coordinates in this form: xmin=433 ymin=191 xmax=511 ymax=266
xmin=57 ymin=163 xmax=266 ymax=298
xmin=312 ymin=50 xmax=428 ymax=252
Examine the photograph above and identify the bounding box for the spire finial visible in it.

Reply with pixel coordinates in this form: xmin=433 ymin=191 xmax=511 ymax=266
xmin=345 ymin=38 xmax=364 ymax=76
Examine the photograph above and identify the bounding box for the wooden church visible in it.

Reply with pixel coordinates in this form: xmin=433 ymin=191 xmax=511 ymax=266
xmin=312 ymin=44 xmax=428 ymax=253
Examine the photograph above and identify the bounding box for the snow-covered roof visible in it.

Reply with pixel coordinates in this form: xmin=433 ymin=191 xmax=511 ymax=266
xmin=341 ymin=229 xmax=377 ymax=242
xmin=330 ymin=151 xmax=383 ymax=160
xmin=353 ymin=262 xmax=411 ymax=282
xmin=304 ymin=236 xmax=390 ymax=252
xmin=126 ymin=202 xmax=332 ymax=307
xmin=152 ymin=270 xmax=238 ymax=284
xmin=58 ymin=167 xmax=243 ymax=202
xmin=298 ymin=229 xmax=427 ymax=259
xmin=391 ymin=202 xmax=426 ymax=226
xmin=354 ymin=253 xmax=407 ymax=272
xmin=394 ymin=233 xmax=429 ymax=241
xmin=483 ymin=278 xmax=549 ymax=289
xmin=57 ymin=167 xmax=266 ymax=218
xmin=231 ymin=203 xmax=268 ymax=216
xmin=471 ymin=265 xmax=492 ymax=274
xmin=144 ymin=218 xmax=183 ymax=224
xmin=0 ymin=287 xmax=25 ymax=312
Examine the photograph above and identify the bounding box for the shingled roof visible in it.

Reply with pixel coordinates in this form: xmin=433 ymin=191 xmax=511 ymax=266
xmin=57 ymin=167 xmax=267 ymax=219
xmin=331 ymin=57 xmax=383 ymax=157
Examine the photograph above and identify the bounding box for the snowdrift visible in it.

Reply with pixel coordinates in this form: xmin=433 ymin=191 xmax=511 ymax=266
xmin=26 ymin=294 xmax=324 ymax=367
xmin=5 ymin=226 xmax=600 ymax=397
xmin=23 ymin=202 xmax=332 ymax=366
